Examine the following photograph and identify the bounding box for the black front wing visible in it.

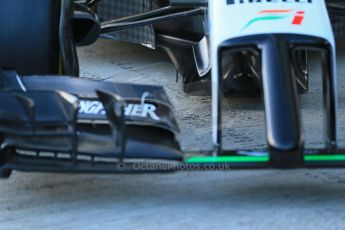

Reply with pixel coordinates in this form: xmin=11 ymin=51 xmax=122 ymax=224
xmin=0 ymin=71 xmax=183 ymax=176
xmin=1 ymin=70 xmax=345 ymax=177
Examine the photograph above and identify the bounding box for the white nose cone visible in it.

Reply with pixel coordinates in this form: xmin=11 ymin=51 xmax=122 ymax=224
xmin=209 ymin=0 xmax=334 ymax=49
xmin=208 ymin=0 xmax=335 ymax=146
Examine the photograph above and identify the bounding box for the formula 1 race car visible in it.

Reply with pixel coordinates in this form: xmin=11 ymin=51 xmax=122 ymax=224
xmin=96 ymin=0 xmax=345 ymax=94
xmin=0 ymin=0 xmax=345 ymax=178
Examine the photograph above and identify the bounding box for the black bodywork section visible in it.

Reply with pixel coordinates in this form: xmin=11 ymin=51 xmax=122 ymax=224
xmin=0 ymin=71 xmax=182 ymax=177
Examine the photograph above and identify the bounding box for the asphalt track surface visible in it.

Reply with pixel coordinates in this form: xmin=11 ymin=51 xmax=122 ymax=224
xmin=2 ymin=39 xmax=345 ymax=229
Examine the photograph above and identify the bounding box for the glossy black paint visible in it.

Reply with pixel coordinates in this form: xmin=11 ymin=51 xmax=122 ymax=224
xmin=60 ymin=0 xmax=80 ymax=76
xmin=0 ymin=71 xmax=183 ymax=179
xmin=73 ymin=3 xmax=101 ymax=46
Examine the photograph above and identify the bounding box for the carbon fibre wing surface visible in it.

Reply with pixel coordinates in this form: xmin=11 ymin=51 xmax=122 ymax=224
xmin=0 ymin=71 xmax=182 ymax=176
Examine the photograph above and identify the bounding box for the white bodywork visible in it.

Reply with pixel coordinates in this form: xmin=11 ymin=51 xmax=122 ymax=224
xmin=209 ymin=0 xmax=334 ymax=46
xmin=208 ymin=0 xmax=336 ymax=148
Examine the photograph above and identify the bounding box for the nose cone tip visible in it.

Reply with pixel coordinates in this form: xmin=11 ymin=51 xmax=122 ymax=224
xmin=269 ymin=143 xmax=304 ymax=168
